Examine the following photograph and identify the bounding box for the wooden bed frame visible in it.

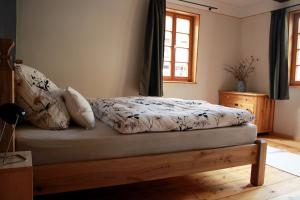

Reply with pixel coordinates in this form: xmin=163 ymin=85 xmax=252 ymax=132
xmin=0 ymin=38 xmax=267 ymax=196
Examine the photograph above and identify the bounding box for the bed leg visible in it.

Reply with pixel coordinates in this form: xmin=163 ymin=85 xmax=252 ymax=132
xmin=250 ymin=139 xmax=267 ymax=186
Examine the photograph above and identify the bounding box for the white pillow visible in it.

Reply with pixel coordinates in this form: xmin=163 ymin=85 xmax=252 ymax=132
xmin=63 ymin=87 xmax=95 ymax=129
xmin=15 ymin=64 xmax=70 ymax=129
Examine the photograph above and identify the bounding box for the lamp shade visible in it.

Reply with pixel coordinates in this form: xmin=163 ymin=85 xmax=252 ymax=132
xmin=0 ymin=103 xmax=25 ymax=124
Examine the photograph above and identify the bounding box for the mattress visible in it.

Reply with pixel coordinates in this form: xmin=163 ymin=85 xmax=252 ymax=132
xmin=15 ymin=121 xmax=257 ymax=165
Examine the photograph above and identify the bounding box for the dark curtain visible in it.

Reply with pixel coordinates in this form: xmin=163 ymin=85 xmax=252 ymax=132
xmin=269 ymin=8 xmax=289 ymax=100
xmin=0 ymin=0 xmax=16 ymax=60
xmin=139 ymin=0 xmax=166 ymax=97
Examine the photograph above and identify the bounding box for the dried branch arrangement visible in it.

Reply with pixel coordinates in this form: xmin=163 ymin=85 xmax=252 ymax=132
xmin=224 ymin=56 xmax=259 ymax=81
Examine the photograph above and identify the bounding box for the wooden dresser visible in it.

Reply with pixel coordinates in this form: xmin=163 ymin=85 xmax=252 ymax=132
xmin=219 ymin=91 xmax=275 ymax=134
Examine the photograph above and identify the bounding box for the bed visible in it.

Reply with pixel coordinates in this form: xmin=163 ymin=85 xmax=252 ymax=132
xmin=0 ymin=38 xmax=267 ymax=196
xmin=16 ymin=121 xmax=257 ymax=165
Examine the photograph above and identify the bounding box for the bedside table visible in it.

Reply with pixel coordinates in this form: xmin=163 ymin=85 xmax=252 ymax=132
xmin=0 ymin=151 xmax=33 ymax=200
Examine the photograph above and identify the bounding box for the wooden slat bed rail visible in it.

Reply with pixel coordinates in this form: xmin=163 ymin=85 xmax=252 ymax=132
xmin=0 ymin=38 xmax=15 ymax=152
xmin=34 ymin=140 xmax=267 ymax=196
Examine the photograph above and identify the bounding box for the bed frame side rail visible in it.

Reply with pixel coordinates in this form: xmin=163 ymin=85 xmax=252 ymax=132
xmin=34 ymin=139 xmax=267 ymax=196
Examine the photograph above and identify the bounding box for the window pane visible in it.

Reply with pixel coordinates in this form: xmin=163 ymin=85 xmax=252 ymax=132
xmin=297 ymin=50 xmax=300 ymax=65
xmin=175 ymin=63 xmax=188 ymax=77
xmin=166 ymin=16 xmax=172 ymax=31
xmin=176 ymin=18 xmax=190 ymax=34
xmin=295 ymin=66 xmax=300 ymax=81
xmin=163 ymin=62 xmax=171 ymax=76
xmin=176 ymin=33 xmax=189 ymax=48
xmin=165 ymin=31 xmax=172 ymax=46
xmin=175 ymin=48 xmax=189 ymax=62
xmin=298 ymin=34 xmax=300 ymax=49
xmin=164 ymin=47 xmax=171 ymax=61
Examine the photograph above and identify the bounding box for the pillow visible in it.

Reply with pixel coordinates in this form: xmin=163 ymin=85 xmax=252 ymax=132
xmin=63 ymin=87 xmax=95 ymax=129
xmin=15 ymin=64 xmax=70 ymax=129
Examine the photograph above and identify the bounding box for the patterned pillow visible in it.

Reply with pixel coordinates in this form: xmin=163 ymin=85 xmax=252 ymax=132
xmin=15 ymin=64 xmax=70 ymax=129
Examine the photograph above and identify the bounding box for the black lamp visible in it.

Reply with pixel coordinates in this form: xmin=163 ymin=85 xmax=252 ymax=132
xmin=0 ymin=103 xmax=26 ymax=165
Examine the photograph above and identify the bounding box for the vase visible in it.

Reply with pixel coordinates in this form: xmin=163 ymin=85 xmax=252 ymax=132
xmin=237 ymin=80 xmax=246 ymax=92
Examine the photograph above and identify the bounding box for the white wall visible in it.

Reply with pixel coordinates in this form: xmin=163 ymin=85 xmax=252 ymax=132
xmin=274 ymin=89 xmax=300 ymax=138
xmin=241 ymin=13 xmax=300 ymax=138
xmin=240 ymin=13 xmax=270 ymax=94
xmin=17 ymin=0 xmax=240 ymax=104
xmin=17 ymin=0 xmax=149 ymax=98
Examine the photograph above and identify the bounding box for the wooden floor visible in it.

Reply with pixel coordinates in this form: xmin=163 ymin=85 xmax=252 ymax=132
xmin=35 ymin=135 xmax=300 ymax=200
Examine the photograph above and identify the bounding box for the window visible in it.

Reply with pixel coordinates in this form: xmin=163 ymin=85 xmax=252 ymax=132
xmin=163 ymin=10 xmax=199 ymax=82
xmin=290 ymin=12 xmax=300 ymax=86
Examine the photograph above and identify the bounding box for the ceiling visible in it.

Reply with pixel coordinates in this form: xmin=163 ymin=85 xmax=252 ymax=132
xmin=214 ymin=0 xmax=264 ymax=8
xmin=167 ymin=0 xmax=300 ymax=18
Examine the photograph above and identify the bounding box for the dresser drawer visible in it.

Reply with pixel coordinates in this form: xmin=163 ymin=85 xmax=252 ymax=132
xmin=221 ymin=94 xmax=256 ymax=104
xmin=222 ymin=101 xmax=255 ymax=113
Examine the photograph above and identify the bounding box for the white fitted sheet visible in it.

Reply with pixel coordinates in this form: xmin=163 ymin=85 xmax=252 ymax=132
xmin=15 ymin=121 xmax=257 ymax=165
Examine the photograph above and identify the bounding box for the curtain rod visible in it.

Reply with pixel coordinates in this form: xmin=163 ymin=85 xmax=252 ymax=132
xmin=178 ymin=0 xmax=218 ymax=11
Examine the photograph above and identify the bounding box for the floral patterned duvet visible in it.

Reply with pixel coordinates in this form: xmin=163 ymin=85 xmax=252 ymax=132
xmin=88 ymin=97 xmax=255 ymax=134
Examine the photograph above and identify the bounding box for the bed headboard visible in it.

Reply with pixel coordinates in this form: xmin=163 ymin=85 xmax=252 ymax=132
xmin=0 ymin=38 xmax=15 ymax=152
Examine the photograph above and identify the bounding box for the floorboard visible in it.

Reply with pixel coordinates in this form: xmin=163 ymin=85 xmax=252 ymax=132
xmin=35 ymin=135 xmax=300 ymax=200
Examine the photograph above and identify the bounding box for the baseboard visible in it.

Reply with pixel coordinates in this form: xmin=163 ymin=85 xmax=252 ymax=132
xmin=272 ymin=132 xmax=300 ymax=141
